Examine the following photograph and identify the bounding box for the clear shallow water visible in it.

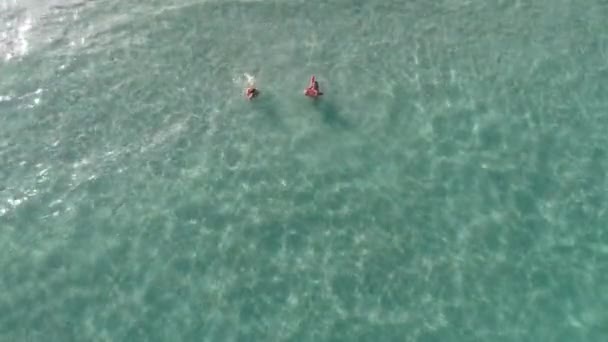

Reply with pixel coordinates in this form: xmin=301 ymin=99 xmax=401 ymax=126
xmin=1 ymin=0 xmax=607 ymax=340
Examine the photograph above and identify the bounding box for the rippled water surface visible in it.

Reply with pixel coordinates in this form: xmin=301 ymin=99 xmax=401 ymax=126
xmin=1 ymin=0 xmax=607 ymax=341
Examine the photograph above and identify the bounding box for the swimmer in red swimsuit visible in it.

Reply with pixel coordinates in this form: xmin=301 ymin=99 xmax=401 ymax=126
xmin=245 ymin=86 xmax=259 ymax=100
xmin=304 ymin=75 xmax=323 ymax=98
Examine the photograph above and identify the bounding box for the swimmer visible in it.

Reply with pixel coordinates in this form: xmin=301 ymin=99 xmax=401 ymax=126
xmin=243 ymin=73 xmax=259 ymax=100
xmin=304 ymin=75 xmax=323 ymax=98
xmin=245 ymin=86 xmax=259 ymax=100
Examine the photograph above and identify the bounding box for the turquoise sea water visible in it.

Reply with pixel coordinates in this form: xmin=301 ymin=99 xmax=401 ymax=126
xmin=1 ymin=0 xmax=608 ymax=340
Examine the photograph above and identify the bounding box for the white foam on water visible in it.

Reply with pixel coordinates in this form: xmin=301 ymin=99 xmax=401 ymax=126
xmin=3 ymin=186 xmax=39 ymax=215
xmin=0 ymin=160 xmax=52 ymax=217
xmin=233 ymin=72 xmax=256 ymax=89
xmin=9 ymin=87 xmax=46 ymax=108
xmin=1 ymin=13 xmax=32 ymax=61
xmin=244 ymin=72 xmax=255 ymax=85
xmin=0 ymin=0 xmax=105 ymax=63
xmin=0 ymin=0 xmax=16 ymax=11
